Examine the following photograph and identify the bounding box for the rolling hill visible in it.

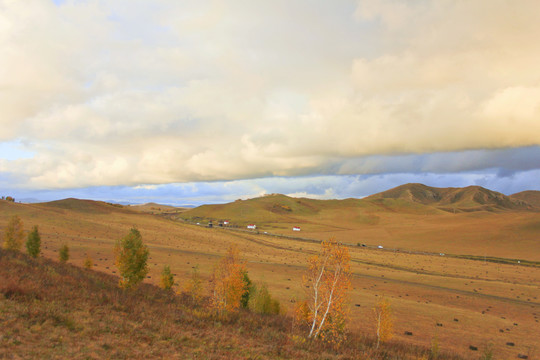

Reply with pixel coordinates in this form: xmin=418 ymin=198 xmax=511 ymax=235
xmin=511 ymin=190 xmax=540 ymax=208
xmin=39 ymin=198 xmax=130 ymax=214
xmin=182 ymin=184 xmax=538 ymax=224
xmin=178 ymin=184 xmax=540 ymax=260
xmin=365 ymin=183 xmax=535 ymax=212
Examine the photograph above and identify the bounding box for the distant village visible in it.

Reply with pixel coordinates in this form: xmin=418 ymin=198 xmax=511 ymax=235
xmin=201 ymin=220 xmax=300 ymax=232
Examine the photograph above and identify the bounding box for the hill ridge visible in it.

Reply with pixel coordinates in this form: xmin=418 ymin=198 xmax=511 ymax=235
xmin=366 ymin=183 xmax=535 ymax=212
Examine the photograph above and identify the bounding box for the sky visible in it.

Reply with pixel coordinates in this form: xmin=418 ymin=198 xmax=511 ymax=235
xmin=1 ymin=0 xmax=540 ymax=206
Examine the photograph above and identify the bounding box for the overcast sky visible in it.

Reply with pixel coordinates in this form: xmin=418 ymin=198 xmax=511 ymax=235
xmin=1 ymin=0 xmax=540 ymax=205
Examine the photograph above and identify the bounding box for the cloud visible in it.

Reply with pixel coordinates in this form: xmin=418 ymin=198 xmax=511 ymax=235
xmin=1 ymin=1 xmax=540 ymax=189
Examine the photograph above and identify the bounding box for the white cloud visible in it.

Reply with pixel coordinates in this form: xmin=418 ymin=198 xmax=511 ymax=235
xmin=1 ymin=0 xmax=540 ymax=189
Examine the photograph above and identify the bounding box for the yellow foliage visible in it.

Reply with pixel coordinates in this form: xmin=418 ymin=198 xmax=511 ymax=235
xmin=3 ymin=215 xmax=24 ymax=251
xmin=301 ymin=238 xmax=351 ymax=346
xmin=373 ymin=297 xmax=394 ymax=348
xmin=209 ymin=245 xmax=247 ymax=316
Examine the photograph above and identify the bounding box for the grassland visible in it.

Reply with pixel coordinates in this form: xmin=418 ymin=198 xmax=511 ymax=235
xmin=1 ymin=191 xmax=539 ymax=359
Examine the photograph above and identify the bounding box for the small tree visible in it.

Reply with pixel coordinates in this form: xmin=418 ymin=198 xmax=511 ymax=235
xmin=160 ymin=265 xmax=175 ymax=290
xmin=183 ymin=265 xmax=203 ymax=304
xmin=114 ymin=228 xmax=149 ymax=289
xmin=83 ymin=255 xmax=94 ymax=269
xmin=299 ymin=238 xmax=351 ymax=345
xmin=26 ymin=225 xmax=41 ymax=258
xmin=240 ymin=270 xmax=252 ymax=308
xmin=374 ymin=297 xmax=393 ymax=348
xmin=209 ymin=245 xmax=247 ymax=316
xmin=59 ymin=244 xmax=69 ymax=263
xmin=3 ymin=215 xmax=24 ymax=250
xmin=249 ymin=283 xmax=280 ymax=315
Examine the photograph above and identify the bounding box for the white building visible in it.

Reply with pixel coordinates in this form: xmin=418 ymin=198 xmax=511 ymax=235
xmin=292 ymin=226 xmax=301 ymax=231
xmin=247 ymin=224 xmax=256 ymax=230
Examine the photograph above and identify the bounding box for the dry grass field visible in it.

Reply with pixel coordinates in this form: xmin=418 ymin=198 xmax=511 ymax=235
xmin=1 ymin=186 xmax=539 ymax=359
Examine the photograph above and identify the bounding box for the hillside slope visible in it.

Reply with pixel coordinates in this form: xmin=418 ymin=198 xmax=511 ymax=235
xmin=0 ymin=249 xmax=452 ymax=360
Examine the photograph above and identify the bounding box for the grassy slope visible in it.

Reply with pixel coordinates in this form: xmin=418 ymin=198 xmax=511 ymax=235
xmin=0 ymin=249 xmax=459 ymax=360
xmin=1 ymin=198 xmax=539 ymax=358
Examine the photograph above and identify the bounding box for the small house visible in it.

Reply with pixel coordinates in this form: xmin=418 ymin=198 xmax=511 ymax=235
xmin=292 ymin=226 xmax=301 ymax=231
xmin=247 ymin=224 xmax=256 ymax=230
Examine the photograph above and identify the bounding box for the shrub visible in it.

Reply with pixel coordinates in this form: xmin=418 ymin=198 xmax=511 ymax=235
xmin=480 ymin=343 xmax=494 ymax=360
xmin=114 ymin=228 xmax=149 ymax=289
xmin=3 ymin=215 xmax=24 ymax=250
xmin=249 ymin=283 xmax=280 ymax=315
xmin=241 ymin=270 xmax=252 ymax=308
xmin=59 ymin=244 xmax=69 ymax=263
xmin=160 ymin=265 xmax=174 ymax=290
xmin=26 ymin=225 xmax=41 ymax=258
xmin=83 ymin=255 xmax=93 ymax=269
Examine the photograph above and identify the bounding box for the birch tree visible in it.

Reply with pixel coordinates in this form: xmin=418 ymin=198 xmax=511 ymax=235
xmin=373 ymin=297 xmax=393 ymax=348
xmin=301 ymin=238 xmax=351 ymax=344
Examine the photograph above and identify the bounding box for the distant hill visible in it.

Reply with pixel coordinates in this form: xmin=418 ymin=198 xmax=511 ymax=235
xmin=182 ymin=184 xmax=537 ymax=225
xmin=39 ymin=198 xmax=130 ymax=214
xmin=128 ymin=202 xmax=186 ymax=214
xmin=510 ymin=190 xmax=540 ymax=208
xmin=366 ymin=183 xmax=535 ymax=212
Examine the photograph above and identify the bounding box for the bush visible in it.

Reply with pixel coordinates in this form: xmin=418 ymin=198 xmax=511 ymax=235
xmin=241 ymin=270 xmax=252 ymax=308
xmin=160 ymin=265 xmax=174 ymax=290
xmin=83 ymin=255 xmax=93 ymax=269
xmin=26 ymin=225 xmax=41 ymax=258
xmin=59 ymin=244 xmax=69 ymax=263
xmin=249 ymin=283 xmax=280 ymax=315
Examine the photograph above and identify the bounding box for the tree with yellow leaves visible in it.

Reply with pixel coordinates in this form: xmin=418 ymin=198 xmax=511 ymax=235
xmin=3 ymin=215 xmax=24 ymax=250
xmin=373 ymin=297 xmax=393 ymax=348
xmin=209 ymin=245 xmax=248 ymax=316
xmin=299 ymin=238 xmax=351 ymax=345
